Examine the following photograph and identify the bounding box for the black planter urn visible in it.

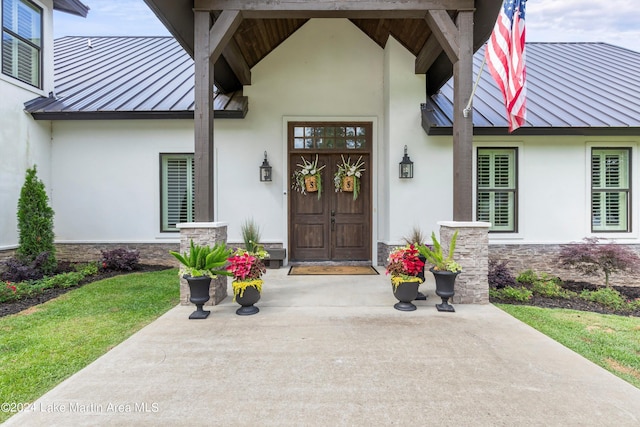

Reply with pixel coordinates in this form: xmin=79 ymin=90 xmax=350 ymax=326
xmin=185 ymin=275 xmax=212 ymax=319
xmin=392 ymin=280 xmax=420 ymax=311
xmin=430 ymin=268 xmax=458 ymax=312
xmin=235 ymin=285 xmax=261 ymax=316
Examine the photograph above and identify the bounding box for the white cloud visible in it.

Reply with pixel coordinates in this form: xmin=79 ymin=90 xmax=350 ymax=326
xmin=527 ymin=0 xmax=640 ymax=51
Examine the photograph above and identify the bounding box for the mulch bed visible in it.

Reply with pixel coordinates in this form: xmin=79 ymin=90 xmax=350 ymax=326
xmin=4 ymin=265 xmax=640 ymax=318
xmin=490 ymin=280 xmax=640 ymax=317
xmin=0 ymin=264 xmax=171 ymax=318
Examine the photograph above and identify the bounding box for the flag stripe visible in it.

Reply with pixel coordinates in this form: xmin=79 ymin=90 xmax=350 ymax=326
xmin=485 ymin=0 xmax=527 ymax=132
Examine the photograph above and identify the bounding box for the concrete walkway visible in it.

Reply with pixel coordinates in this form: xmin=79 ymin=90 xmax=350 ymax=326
xmin=4 ymin=268 xmax=640 ymax=426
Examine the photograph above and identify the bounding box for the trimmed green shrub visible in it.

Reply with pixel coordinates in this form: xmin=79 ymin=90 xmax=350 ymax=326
xmin=530 ymin=275 xmax=574 ymax=299
xmin=489 ymin=286 xmax=533 ymax=302
xmin=516 ymin=269 xmax=538 ymax=285
xmin=76 ymin=262 xmax=99 ymax=276
xmin=580 ymin=287 xmax=626 ymax=310
xmin=16 ymin=166 xmax=56 ymax=274
xmin=39 ymin=271 xmax=85 ymax=289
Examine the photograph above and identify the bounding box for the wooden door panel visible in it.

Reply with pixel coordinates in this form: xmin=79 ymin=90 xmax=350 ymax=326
xmin=294 ymin=224 xmax=325 ymax=248
xmin=335 ymin=224 xmax=365 ymax=247
xmin=331 ymin=154 xmax=370 ymax=261
xmin=289 ymin=154 xmax=330 ymax=260
xmin=335 ymin=191 xmax=364 ymax=214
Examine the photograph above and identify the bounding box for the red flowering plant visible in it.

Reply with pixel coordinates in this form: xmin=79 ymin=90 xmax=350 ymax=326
xmin=227 ymin=249 xmax=266 ymax=300
xmin=385 ymin=244 xmax=425 ymax=288
xmin=1 ymin=281 xmax=19 ymax=303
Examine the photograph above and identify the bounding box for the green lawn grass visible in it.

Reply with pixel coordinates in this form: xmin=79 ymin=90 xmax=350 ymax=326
xmin=0 ymin=269 xmax=179 ymax=423
xmin=497 ymin=304 xmax=640 ymax=389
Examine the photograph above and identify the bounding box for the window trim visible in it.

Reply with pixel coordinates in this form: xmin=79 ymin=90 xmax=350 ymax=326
xmin=288 ymin=121 xmax=372 ymax=153
xmin=1 ymin=0 xmax=43 ymax=88
xmin=590 ymin=147 xmax=632 ymax=233
xmin=476 ymin=147 xmax=518 ymax=233
xmin=160 ymin=153 xmax=195 ymax=233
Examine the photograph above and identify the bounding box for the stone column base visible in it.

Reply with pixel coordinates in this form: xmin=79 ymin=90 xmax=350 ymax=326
xmin=176 ymin=222 xmax=228 ymax=306
xmin=438 ymin=221 xmax=490 ymax=304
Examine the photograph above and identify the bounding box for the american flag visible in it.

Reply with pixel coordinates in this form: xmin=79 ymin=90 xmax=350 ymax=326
xmin=485 ymin=0 xmax=527 ymax=132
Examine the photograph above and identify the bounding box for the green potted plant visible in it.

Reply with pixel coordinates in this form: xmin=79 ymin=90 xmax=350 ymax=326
xmin=385 ymin=244 xmax=425 ymax=311
xmin=170 ymin=240 xmax=232 ymax=319
xmin=418 ymin=231 xmax=461 ymax=312
xmin=226 ymin=249 xmax=266 ymax=315
xmin=241 ymin=218 xmax=269 ymax=259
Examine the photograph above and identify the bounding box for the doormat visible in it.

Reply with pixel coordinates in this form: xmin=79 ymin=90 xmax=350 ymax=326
xmin=288 ymin=265 xmax=379 ymax=275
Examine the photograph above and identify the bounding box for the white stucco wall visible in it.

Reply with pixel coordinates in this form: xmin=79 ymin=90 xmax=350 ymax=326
xmin=36 ymin=17 xmax=640 ymax=260
xmin=0 ymin=0 xmax=55 ymax=250
xmin=51 ymin=120 xmax=193 ymax=242
xmin=383 ymin=37 xmax=453 ymax=245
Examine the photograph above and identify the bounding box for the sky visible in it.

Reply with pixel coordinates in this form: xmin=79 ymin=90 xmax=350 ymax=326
xmin=53 ymin=0 xmax=640 ymax=53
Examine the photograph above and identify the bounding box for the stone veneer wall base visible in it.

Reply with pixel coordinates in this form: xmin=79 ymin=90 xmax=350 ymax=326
xmin=177 ymin=222 xmax=228 ymax=306
xmin=438 ymin=221 xmax=490 ymax=305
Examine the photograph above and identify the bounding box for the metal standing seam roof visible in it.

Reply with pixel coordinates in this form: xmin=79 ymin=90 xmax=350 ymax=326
xmin=26 ymin=38 xmax=640 ymax=133
xmin=423 ymin=43 xmax=640 ymax=135
xmin=25 ymin=36 xmax=247 ymax=120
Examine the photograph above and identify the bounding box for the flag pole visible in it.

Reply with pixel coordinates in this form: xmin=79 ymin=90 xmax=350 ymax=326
xmin=463 ymin=53 xmax=487 ymax=118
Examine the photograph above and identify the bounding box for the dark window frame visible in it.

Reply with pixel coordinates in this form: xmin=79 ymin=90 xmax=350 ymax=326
xmin=159 ymin=153 xmax=195 ymax=233
xmin=476 ymin=147 xmax=518 ymax=233
xmin=288 ymin=121 xmax=372 ymax=153
xmin=1 ymin=0 xmax=43 ymax=88
xmin=591 ymin=147 xmax=632 ymax=233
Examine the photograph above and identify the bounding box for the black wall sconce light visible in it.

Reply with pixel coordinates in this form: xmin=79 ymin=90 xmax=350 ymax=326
xmin=260 ymin=151 xmax=272 ymax=182
xmin=399 ymin=145 xmax=413 ymax=179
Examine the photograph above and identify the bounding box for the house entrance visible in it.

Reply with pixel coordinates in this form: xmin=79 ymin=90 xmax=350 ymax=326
xmin=288 ymin=122 xmax=372 ymax=262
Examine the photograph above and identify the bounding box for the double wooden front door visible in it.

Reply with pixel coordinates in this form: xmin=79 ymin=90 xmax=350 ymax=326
xmin=288 ymin=122 xmax=372 ymax=262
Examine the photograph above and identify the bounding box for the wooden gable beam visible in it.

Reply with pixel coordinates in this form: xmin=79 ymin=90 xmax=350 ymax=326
xmin=194 ymin=0 xmax=474 ymax=18
xmin=209 ymin=10 xmax=243 ymax=61
xmin=415 ymin=34 xmax=442 ymax=74
xmin=424 ymin=10 xmax=459 ymax=64
xmin=222 ymin=38 xmax=251 ymax=85
xmin=210 ymin=10 xmax=251 ymax=85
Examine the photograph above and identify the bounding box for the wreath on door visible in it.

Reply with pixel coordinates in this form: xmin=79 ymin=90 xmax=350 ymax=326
xmin=334 ymin=155 xmax=365 ymax=200
xmin=291 ymin=155 xmax=325 ymax=199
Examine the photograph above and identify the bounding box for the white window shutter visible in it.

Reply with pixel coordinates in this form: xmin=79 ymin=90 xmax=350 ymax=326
xmin=477 ymin=149 xmax=516 ymax=232
xmin=161 ymin=155 xmax=194 ymax=231
xmin=592 ymin=149 xmax=630 ymax=232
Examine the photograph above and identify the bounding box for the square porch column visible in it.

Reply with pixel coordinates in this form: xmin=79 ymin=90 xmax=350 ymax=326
xmin=438 ymin=221 xmax=490 ymax=304
xmin=176 ymin=222 xmax=228 ymax=305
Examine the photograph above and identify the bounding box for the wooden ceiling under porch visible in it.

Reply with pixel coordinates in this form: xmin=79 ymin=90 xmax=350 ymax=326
xmin=145 ymin=0 xmax=502 ymax=95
